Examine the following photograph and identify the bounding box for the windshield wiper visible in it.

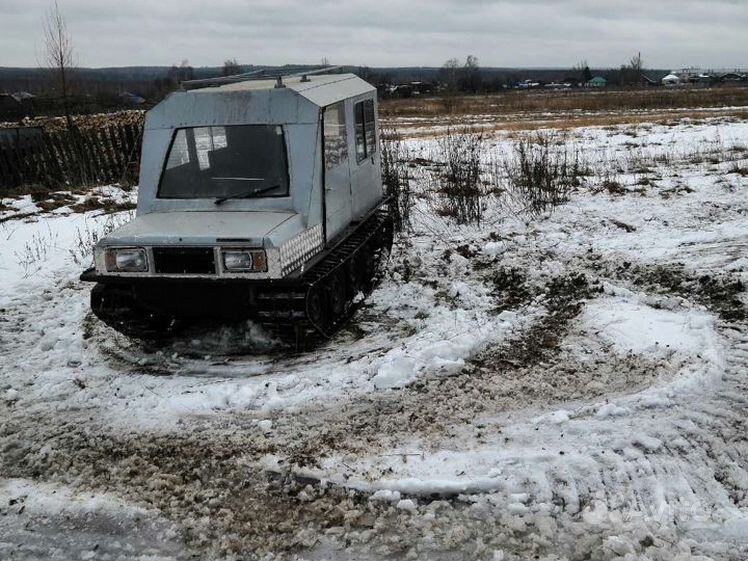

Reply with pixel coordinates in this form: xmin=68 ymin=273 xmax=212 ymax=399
xmin=214 ymin=184 xmax=280 ymax=205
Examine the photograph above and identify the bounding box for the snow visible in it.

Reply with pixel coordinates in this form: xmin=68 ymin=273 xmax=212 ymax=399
xmin=0 ymin=479 xmax=181 ymax=560
xmin=1 ymin=478 xmax=148 ymax=518
xmin=582 ymin=297 xmax=718 ymax=355
xmin=396 ymin=498 xmax=418 ymax=512
xmin=371 ymin=311 xmax=515 ymax=390
xmin=595 ymin=403 xmax=630 ymax=418
xmin=372 ymin=354 xmax=417 ymax=389
xmin=369 ymin=489 xmax=401 ymax=503
xmin=1 ymin=116 xmax=748 ymax=559
xmin=483 ymin=241 xmax=505 ymax=256
xmin=632 ymin=434 xmax=664 ymax=452
xmin=532 ymin=409 xmax=571 ymax=425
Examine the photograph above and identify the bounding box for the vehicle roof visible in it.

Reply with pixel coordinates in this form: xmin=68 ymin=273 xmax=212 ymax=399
xmin=192 ymin=73 xmax=375 ymax=107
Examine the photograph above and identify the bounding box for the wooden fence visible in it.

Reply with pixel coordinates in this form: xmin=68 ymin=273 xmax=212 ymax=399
xmin=0 ymin=123 xmax=143 ymax=192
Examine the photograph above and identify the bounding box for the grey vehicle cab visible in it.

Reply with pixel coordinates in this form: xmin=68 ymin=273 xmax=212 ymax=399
xmin=82 ymin=72 xmax=393 ymax=341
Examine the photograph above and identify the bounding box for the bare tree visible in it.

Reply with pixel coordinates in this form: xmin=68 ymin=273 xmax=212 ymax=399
xmin=441 ymin=58 xmax=460 ymax=89
xmin=168 ymin=60 xmax=195 ymax=83
xmin=440 ymin=58 xmax=461 ymax=112
xmin=629 ymin=52 xmax=644 ymax=73
xmin=620 ymin=52 xmax=644 ymax=86
xmin=42 ymin=0 xmax=75 ymax=129
xmin=222 ymin=58 xmax=240 ymax=76
xmin=582 ymin=65 xmax=593 ymax=84
xmin=461 ymin=55 xmax=481 ymax=93
xmin=572 ymin=59 xmax=589 ymax=72
xmin=572 ymin=60 xmax=592 ymax=84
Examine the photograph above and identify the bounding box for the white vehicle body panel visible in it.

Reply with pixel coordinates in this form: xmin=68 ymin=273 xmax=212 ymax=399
xmin=95 ymin=73 xmax=383 ymax=280
xmin=97 ymin=211 xmax=297 ymax=248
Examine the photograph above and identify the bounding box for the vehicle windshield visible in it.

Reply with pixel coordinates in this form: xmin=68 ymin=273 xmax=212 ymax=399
xmin=157 ymin=125 xmax=289 ymax=199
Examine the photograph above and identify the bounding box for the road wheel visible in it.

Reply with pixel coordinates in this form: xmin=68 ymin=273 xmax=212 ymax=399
xmin=328 ymin=271 xmax=347 ymax=320
xmin=306 ymin=284 xmax=328 ymax=328
xmin=350 ymin=244 xmax=372 ymax=292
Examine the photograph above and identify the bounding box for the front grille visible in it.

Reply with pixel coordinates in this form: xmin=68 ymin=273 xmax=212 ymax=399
xmin=152 ymin=247 xmax=216 ymax=275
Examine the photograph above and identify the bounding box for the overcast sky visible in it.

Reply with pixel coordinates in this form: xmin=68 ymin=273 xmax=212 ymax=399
xmin=2 ymin=0 xmax=747 ymax=69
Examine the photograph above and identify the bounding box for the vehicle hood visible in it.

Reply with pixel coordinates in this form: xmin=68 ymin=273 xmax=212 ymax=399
xmin=99 ymin=210 xmax=303 ymax=248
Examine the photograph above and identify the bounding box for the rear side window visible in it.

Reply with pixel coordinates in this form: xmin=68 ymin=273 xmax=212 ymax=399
xmin=354 ymin=98 xmax=376 ymax=163
xmin=324 ymin=102 xmax=348 ymax=170
xmin=364 ymin=100 xmax=376 ymax=157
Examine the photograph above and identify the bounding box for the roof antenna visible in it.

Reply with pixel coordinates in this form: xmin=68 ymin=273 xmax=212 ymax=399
xmin=274 ymin=75 xmax=286 ymax=89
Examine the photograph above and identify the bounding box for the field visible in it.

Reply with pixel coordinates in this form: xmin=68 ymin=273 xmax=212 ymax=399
xmin=2 ymin=90 xmax=748 ymax=560
xmin=380 ymin=85 xmax=748 ymax=135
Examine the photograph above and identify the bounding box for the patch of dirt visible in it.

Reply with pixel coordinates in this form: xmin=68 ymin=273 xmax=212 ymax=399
xmin=611 ymin=261 xmax=746 ymax=322
xmin=34 ymin=191 xmax=78 ymax=212
xmin=0 ymin=189 xmax=134 ymax=224
xmin=467 ymin=271 xmax=667 ymax=407
xmin=69 ymin=196 xmax=136 ymax=214
xmin=2 ymin=256 xmax=741 ymax=561
xmin=486 ymin=266 xmax=533 ymax=312
xmin=0 ymin=419 xmax=360 ymax=559
xmin=4 ymin=414 xmax=568 ymax=561
xmin=486 ymin=273 xmax=599 ymax=366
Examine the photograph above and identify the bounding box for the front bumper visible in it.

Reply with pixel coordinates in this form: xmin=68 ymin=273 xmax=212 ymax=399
xmin=81 ymin=269 xmax=307 ymax=321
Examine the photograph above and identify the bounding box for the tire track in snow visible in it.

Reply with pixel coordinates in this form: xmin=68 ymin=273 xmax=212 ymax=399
xmin=291 ymin=311 xmax=748 ymax=559
xmin=533 ymin=319 xmax=748 ymax=555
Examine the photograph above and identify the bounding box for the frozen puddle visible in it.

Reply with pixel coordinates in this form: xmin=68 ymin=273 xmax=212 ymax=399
xmin=0 ymin=478 xmax=183 ymax=560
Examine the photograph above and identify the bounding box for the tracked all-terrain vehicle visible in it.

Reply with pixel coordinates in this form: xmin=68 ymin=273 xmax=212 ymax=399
xmin=80 ymin=69 xmax=393 ymax=343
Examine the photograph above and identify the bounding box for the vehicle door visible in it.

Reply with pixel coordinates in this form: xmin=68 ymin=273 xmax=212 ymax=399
xmin=322 ymin=102 xmax=353 ymax=241
xmin=348 ymin=97 xmax=382 ymax=218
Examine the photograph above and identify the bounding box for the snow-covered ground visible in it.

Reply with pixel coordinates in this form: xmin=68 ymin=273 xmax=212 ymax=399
xmin=1 ymin=116 xmax=747 ymax=560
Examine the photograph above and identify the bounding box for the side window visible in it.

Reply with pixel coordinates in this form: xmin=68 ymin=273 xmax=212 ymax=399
xmin=324 ymin=102 xmax=348 ymax=170
xmin=354 ymin=98 xmax=376 ymax=164
xmin=354 ymin=101 xmax=366 ymax=163
xmin=364 ymin=99 xmax=376 ymax=156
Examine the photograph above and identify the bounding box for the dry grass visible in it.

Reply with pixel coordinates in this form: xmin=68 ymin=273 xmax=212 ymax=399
xmin=435 ymin=129 xmax=486 ymax=224
xmin=731 ymin=162 xmax=748 ymax=177
xmin=385 ymin=108 xmax=748 ymax=138
xmin=501 ymin=133 xmax=588 ymax=215
xmin=381 ymin=86 xmax=748 ymax=119
xmin=68 ymin=196 xmax=135 ymax=214
xmin=380 ymin=128 xmax=412 ymax=233
xmin=381 ymin=87 xmax=748 ymax=137
xmin=0 ymin=109 xmax=145 ymax=132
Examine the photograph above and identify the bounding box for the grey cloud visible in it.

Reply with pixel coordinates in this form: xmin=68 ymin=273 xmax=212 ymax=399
xmin=1 ymin=0 xmax=746 ymax=69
